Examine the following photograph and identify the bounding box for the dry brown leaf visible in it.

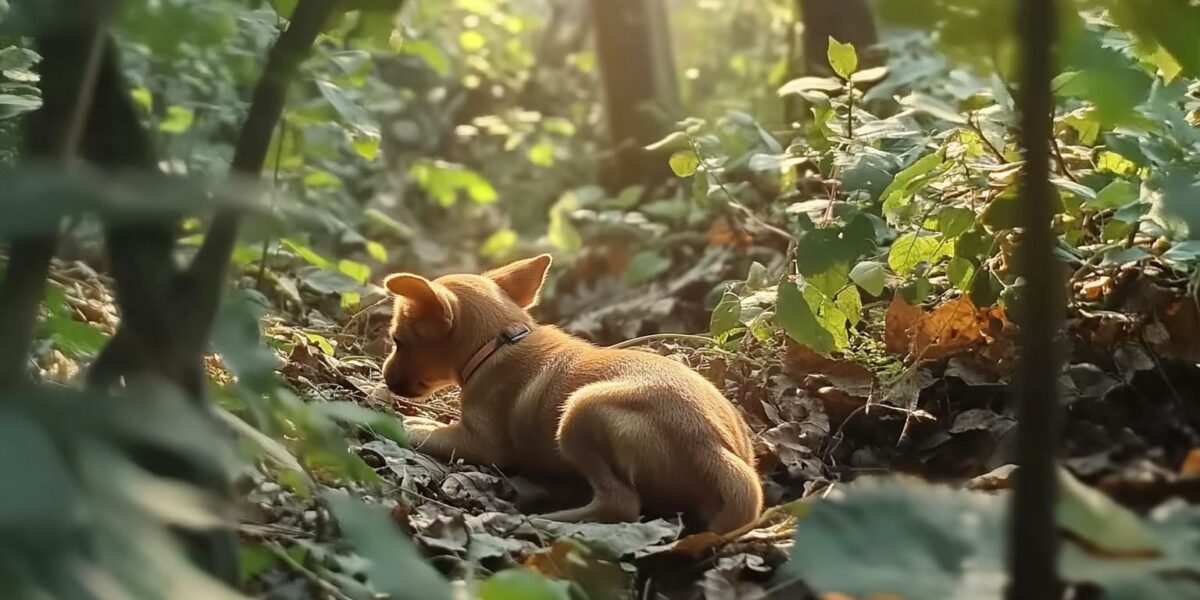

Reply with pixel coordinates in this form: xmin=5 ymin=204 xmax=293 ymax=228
xmin=884 ymin=296 xmax=924 ymax=355
xmin=885 ymin=296 xmax=1005 ymax=362
xmin=1181 ymin=448 xmax=1200 ymax=477
xmin=706 ymin=216 xmax=753 ymax=247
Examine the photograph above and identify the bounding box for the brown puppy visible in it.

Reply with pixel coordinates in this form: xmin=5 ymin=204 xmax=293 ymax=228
xmin=382 ymin=254 xmax=761 ymax=534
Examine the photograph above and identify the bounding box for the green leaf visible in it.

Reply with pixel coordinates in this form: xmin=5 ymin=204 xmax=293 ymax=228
xmin=338 ymin=260 xmax=370 ymax=285
xmin=1057 ymin=469 xmax=1160 ymax=556
xmin=324 ymin=494 xmax=451 ymax=600
xmin=668 ymin=150 xmax=700 ymax=177
xmin=777 ymin=280 xmax=835 ymax=354
xmin=644 ymin=131 xmax=689 ymax=151
xmin=1090 ymin=180 xmax=1139 ymax=210
xmin=937 ymin=207 xmax=976 ymax=238
xmin=900 ymin=93 xmax=967 ymax=125
xmin=366 ymin=240 xmax=388 ymax=262
xmin=710 ymin=293 xmax=742 ymax=337
xmin=527 ymin=141 xmax=555 ymax=167
xmin=459 ymin=29 xmax=486 ymax=52
xmin=625 ymin=251 xmax=671 ymax=285
xmin=314 ymin=402 xmax=406 ymax=446
xmin=353 ymin=133 xmax=382 ymax=161
xmin=479 ymin=569 xmax=572 ymax=600
xmin=548 ymin=194 xmax=582 ymax=252
xmin=212 ymin=291 xmax=277 ymax=392
xmin=303 ymin=168 xmax=342 ymax=188
xmin=0 ymin=414 xmax=78 ymax=527
xmin=480 ymin=229 xmax=518 ymax=259
xmin=158 ymin=105 xmax=195 ymax=134
xmin=779 ymin=479 xmax=1008 ymax=599
xmin=281 ymin=239 xmax=332 ymax=269
xmin=401 ymin=39 xmax=451 ymax=76
xmin=45 ymin=317 xmax=109 ymax=355
xmin=130 ymin=86 xmax=153 ymax=113
xmin=835 ymin=286 xmax=862 ymax=327
xmin=947 ymin=257 xmax=976 ymax=292
xmin=849 ymin=261 xmax=887 ymax=296
xmin=888 ymin=233 xmax=946 ymax=275
xmin=239 ymin=544 xmax=281 ymax=585
xmin=827 ymin=37 xmax=858 ymax=79
xmin=778 ymin=76 xmax=844 ymax=95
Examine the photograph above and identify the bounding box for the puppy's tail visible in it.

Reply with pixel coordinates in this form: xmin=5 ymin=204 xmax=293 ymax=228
xmin=707 ymin=447 xmax=763 ymax=535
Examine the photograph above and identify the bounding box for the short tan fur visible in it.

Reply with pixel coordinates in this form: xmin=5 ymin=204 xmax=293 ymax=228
xmin=382 ymin=254 xmax=762 ymax=534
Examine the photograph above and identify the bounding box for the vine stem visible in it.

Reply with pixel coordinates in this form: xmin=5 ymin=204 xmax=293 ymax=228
xmin=608 ymin=332 xmax=714 ymax=349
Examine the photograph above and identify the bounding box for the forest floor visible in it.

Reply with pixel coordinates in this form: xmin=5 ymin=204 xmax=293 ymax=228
xmin=38 ymin=235 xmax=1200 ymax=599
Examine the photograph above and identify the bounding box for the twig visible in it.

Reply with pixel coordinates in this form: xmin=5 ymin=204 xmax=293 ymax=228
xmin=264 ymin=541 xmax=355 ymax=600
xmin=608 ymin=333 xmax=714 ymax=349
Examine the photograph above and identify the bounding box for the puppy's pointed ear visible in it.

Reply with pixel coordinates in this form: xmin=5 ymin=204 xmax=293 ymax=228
xmin=383 ymin=274 xmax=453 ymax=333
xmin=484 ymin=254 xmax=552 ymax=308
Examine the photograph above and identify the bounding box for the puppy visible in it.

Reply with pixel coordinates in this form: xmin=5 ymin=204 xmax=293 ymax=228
xmin=382 ymin=254 xmax=761 ymax=534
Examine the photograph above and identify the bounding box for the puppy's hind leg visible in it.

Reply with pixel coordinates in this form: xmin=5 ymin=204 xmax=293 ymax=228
xmin=536 ymin=390 xmax=640 ymax=524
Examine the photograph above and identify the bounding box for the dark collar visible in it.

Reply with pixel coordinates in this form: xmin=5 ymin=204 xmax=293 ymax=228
xmin=460 ymin=323 xmax=532 ymax=384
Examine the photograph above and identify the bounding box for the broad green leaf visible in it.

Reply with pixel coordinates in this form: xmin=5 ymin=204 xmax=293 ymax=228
xmin=827 ymin=37 xmax=858 ymax=79
xmin=888 ymin=233 xmax=946 ymax=276
xmin=779 ymin=478 xmax=1008 ymax=599
xmin=937 ymin=207 xmax=976 ymax=238
xmin=401 ymin=39 xmax=451 ymax=76
xmin=281 ymin=239 xmax=332 ymax=269
xmin=805 ymin=285 xmax=849 ymax=349
xmin=0 ymin=414 xmax=78 ymax=526
xmin=479 ymin=569 xmax=571 ymax=600
xmin=835 ymin=286 xmax=862 ymax=327
xmin=1057 ymin=469 xmax=1159 ymax=556
xmin=668 ymin=150 xmax=700 ymax=177
xmin=777 ymin=280 xmax=835 ymax=354
xmin=849 ymin=261 xmax=887 ymax=296
xmin=212 ymin=291 xmax=278 ymax=392
xmin=324 ymin=494 xmax=451 ymax=600
xmin=159 ymin=105 xmax=195 ymax=133
xmin=710 ymin=293 xmax=742 ymax=337
xmin=900 ymin=93 xmax=967 ymax=125
xmin=1090 ymin=180 xmax=1139 ymax=210
xmin=238 ymin=544 xmax=280 ymax=585
xmin=314 ymin=402 xmax=406 ymax=446
xmin=338 ymin=260 xmax=370 ymax=285
xmin=947 ymin=257 xmax=976 ymax=292
xmin=45 ymin=317 xmax=109 ymax=355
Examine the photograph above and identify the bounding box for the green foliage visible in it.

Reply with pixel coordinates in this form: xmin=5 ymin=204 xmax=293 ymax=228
xmin=778 ymin=473 xmax=1200 ymax=599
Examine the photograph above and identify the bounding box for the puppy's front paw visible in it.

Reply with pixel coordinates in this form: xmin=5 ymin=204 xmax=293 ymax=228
xmin=402 ymin=416 xmax=443 ymax=447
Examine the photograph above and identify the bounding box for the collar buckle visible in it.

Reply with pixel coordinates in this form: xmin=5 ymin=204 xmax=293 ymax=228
xmin=501 ymin=323 xmax=532 ymax=344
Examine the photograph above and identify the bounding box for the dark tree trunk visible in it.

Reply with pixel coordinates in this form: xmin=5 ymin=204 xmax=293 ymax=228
xmin=588 ymin=0 xmax=678 ymax=190
xmin=798 ymin=0 xmax=879 ymax=76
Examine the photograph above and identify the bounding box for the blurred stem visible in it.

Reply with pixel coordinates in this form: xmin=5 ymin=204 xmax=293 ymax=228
xmin=1009 ymin=0 xmax=1064 ymax=596
xmin=0 ymin=13 xmax=109 ymax=387
xmin=187 ymin=0 xmax=339 ymax=346
xmin=257 ymin=119 xmax=288 ymax=290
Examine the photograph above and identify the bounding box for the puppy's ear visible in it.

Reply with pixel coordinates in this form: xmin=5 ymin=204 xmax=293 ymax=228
xmin=484 ymin=254 xmax=552 ymax=308
xmin=383 ymin=274 xmax=453 ymax=333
